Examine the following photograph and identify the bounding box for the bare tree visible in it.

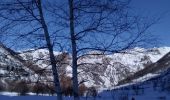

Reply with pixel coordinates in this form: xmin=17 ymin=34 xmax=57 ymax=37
xmin=0 ymin=0 xmax=159 ymax=100
xmin=0 ymin=0 xmax=63 ymax=100
xmin=68 ymin=0 xmax=79 ymax=99
xmin=46 ymin=0 xmax=158 ymax=99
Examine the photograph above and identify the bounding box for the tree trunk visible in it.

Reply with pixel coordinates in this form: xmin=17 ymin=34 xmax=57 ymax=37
xmin=37 ymin=0 xmax=63 ymax=100
xmin=68 ymin=0 xmax=80 ymax=100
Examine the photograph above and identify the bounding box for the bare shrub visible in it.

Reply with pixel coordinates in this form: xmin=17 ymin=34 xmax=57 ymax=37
xmin=79 ymin=84 xmax=88 ymax=96
xmin=47 ymin=84 xmax=56 ymax=96
xmin=60 ymin=75 xmax=73 ymax=96
xmin=86 ymin=86 xmax=97 ymax=97
xmin=32 ymin=83 xmax=47 ymax=95
xmin=14 ymin=81 xmax=29 ymax=96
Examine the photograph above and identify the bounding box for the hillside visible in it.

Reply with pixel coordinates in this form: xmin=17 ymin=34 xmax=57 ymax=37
xmin=97 ymin=65 xmax=170 ymax=100
xmin=0 ymin=43 xmax=170 ymax=90
xmin=19 ymin=46 xmax=170 ymax=89
xmin=118 ymin=51 xmax=170 ymax=85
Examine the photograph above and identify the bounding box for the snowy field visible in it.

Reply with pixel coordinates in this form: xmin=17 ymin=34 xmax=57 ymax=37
xmin=0 ymin=96 xmax=58 ymax=100
xmin=1 ymin=86 xmax=170 ymax=100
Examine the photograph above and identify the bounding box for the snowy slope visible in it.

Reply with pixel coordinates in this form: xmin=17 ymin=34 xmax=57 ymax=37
xmin=0 ymin=44 xmax=29 ymax=79
xmin=76 ymin=47 xmax=170 ymax=88
xmin=18 ymin=47 xmax=170 ymax=89
xmin=0 ymin=44 xmax=52 ymax=91
xmin=97 ymin=67 xmax=170 ymax=100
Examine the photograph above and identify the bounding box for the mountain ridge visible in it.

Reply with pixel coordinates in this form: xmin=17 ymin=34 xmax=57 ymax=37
xmin=0 ymin=43 xmax=170 ymax=89
xmin=18 ymin=46 xmax=170 ymax=88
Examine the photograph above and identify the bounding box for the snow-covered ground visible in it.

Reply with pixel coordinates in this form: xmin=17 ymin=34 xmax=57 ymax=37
xmin=1 ymin=87 xmax=170 ymax=100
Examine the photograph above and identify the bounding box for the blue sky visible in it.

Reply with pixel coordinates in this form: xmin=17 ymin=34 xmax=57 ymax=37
xmin=130 ymin=0 xmax=170 ymax=47
xmin=1 ymin=0 xmax=170 ymax=50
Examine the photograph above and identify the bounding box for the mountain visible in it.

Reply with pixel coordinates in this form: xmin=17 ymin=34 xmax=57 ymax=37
xmin=96 ymin=50 xmax=170 ymax=99
xmin=0 ymin=43 xmax=170 ymax=90
xmin=104 ymin=46 xmax=170 ymax=99
xmin=18 ymin=46 xmax=170 ymax=89
xmin=0 ymin=44 xmax=52 ymax=92
xmin=118 ymin=51 xmax=170 ymax=85
xmin=0 ymin=43 xmax=29 ymax=79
